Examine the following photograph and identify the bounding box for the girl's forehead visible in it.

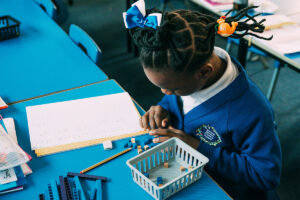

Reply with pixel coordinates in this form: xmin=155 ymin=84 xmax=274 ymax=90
xmin=144 ymin=66 xmax=192 ymax=76
xmin=144 ymin=67 xmax=184 ymax=79
xmin=144 ymin=67 xmax=193 ymax=86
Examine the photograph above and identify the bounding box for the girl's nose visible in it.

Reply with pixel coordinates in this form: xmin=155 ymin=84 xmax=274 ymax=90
xmin=161 ymin=88 xmax=173 ymax=95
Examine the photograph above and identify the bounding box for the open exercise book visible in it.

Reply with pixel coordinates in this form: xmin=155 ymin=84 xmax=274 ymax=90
xmin=26 ymin=92 xmax=147 ymax=156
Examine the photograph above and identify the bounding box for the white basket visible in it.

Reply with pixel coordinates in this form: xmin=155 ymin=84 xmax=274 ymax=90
xmin=126 ymin=137 xmax=209 ymax=200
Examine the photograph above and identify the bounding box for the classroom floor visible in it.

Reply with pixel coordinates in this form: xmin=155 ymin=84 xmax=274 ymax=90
xmin=60 ymin=0 xmax=300 ymax=199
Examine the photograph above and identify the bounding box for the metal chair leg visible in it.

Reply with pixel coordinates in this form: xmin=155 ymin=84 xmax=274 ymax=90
xmin=225 ymin=41 xmax=232 ymax=53
xmin=246 ymin=51 xmax=251 ymax=61
xmin=267 ymin=61 xmax=284 ymax=101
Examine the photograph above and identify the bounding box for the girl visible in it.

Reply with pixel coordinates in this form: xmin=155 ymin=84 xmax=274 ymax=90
xmin=123 ymin=1 xmax=281 ymax=199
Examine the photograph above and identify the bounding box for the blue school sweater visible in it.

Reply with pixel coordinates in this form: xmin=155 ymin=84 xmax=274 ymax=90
xmin=158 ymin=57 xmax=282 ymax=199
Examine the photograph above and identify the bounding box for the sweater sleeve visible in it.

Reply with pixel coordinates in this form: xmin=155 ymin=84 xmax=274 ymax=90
xmin=197 ymin=102 xmax=282 ymax=190
xmin=157 ymin=95 xmax=170 ymax=111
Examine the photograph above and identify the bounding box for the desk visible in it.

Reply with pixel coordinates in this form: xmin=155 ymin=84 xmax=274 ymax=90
xmin=0 ymin=0 xmax=108 ymax=104
xmin=0 ymin=79 xmax=231 ymax=200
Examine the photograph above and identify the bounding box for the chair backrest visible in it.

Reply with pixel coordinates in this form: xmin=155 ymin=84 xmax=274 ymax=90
xmin=227 ymin=37 xmax=266 ymax=56
xmin=69 ymin=24 xmax=102 ymax=66
xmin=35 ymin=0 xmax=56 ymax=18
xmin=34 ymin=0 xmax=68 ymax=24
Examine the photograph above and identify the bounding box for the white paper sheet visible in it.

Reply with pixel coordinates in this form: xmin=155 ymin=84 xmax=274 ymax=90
xmin=190 ymin=0 xmax=233 ymax=12
xmin=270 ymin=0 xmax=300 ymax=16
xmin=26 ymin=92 xmax=143 ymax=150
xmin=256 ymin=25 xmax=300 ymax=54
xmin=253 ymin=14 xmax=296 ymax=30
xmin=251 ymin=0 xmax=279 ymax=14
xmin=0 ymin=124 xmax=29 ymax=171
xmin=3 ymin=118 xmax=32 ymax=176
xmin=0 ymin=168 xmax=17 ymax=184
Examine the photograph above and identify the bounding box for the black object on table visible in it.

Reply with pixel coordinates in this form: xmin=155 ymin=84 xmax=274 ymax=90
xmin=0 ymin=15 xmax=20 ymax=41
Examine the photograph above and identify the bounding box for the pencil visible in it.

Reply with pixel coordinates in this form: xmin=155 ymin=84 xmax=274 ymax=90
xmin=80 ymin=148 xmax=132 ymax=174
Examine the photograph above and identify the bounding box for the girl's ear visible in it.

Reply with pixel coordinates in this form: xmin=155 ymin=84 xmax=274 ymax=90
xmin=194 ymin=63 xmax=213 ymax=80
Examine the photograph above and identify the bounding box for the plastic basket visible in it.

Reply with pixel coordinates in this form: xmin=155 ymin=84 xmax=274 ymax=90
xmin=126 ymin=137 xmax=209 ymax=200
xmin=0 ymin=16 xmax=20 ymax=41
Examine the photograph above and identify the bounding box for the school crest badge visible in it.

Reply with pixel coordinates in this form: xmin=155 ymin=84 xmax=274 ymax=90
xmin=196 ymin=125 xmax=222 ymax=146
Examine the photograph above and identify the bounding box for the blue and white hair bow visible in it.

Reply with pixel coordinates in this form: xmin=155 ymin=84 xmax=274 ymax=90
xmin=123 ymin=0 xmax=162 ymax=29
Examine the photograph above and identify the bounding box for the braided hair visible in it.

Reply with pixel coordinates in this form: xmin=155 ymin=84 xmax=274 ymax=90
xmin=129 ymin=7 xmax=271 ymax=72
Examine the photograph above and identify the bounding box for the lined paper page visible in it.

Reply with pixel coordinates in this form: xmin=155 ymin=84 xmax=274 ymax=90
xmin=26 ymin=92 xmax=143 ymax=150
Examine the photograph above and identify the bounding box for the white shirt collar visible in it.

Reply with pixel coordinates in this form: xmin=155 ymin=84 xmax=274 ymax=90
xmin=181 ymin=47 xmax=239 ymax=115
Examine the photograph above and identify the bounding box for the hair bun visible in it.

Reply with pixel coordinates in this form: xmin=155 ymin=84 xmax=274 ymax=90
xmin=129 ymin=9 xmax=168 ymax=50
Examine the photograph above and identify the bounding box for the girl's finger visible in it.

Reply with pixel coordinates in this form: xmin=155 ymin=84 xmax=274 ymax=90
xmin=168 ymin=126 xmax=183 ymax=134
xmin=148 ymin=109 xmax=156 ymax=130
xmin=150 ymin=128 xmax=175 ymax=137
xmin=154 ymin=112 xmax=162 ymax=129
xmin=152 ymin=136 xmax=171 ymax=143
xmin=162 ymin=118 xmax=169 ymax=128
xmin=154 ymin=106 xmax=167 ymax=128
xmin=141 ymin=113 xmax=150 ymax=130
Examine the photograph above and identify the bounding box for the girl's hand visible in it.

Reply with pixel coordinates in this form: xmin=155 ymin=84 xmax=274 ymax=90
xmin=140 ymin=106 xmax=170 ymax=130
xmin=149 ymin=126 xmax=200 ymax=149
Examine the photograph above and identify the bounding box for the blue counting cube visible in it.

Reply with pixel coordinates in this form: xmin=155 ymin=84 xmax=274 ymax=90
xmin=143 ymin=138 xmax=152 ymax=145
xmin=123 ymin=139 xmax=132 ymax=148
xmin=132 ymin=143 xmax=137 ymax=149
xmin=127 ymin=142 xmax=133 ymax=148
xmin=157 ymin=176 xmax=163 ymax=185
xmin=143 ymin=173 xmax=149 ymax=178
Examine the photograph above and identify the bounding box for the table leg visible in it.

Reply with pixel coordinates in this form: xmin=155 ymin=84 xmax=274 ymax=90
xmin=237 ymin=38 xmax=248 ymax=67
xmin=267 ymin=61 xmax=283 ymax=101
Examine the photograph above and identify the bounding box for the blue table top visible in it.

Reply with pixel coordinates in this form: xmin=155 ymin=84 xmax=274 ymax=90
xmin=0 ymin=79 xmax=231 ymax=200
xmin=0 ymin=0 xmax=108 ymax=104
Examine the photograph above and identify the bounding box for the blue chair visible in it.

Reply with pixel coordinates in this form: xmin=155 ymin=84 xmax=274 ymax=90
xmin=226 ymin=37 xmax=268 ymax=62
xmin=34 ymin=0 xmax=68 ymax=25
xmin=226 ymin=37 xmax=283 ymax=101
xmin=69 ymin=24 xmax=102 ymax=67
xmin=35 ymin=0 xmax=56 ymax=18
